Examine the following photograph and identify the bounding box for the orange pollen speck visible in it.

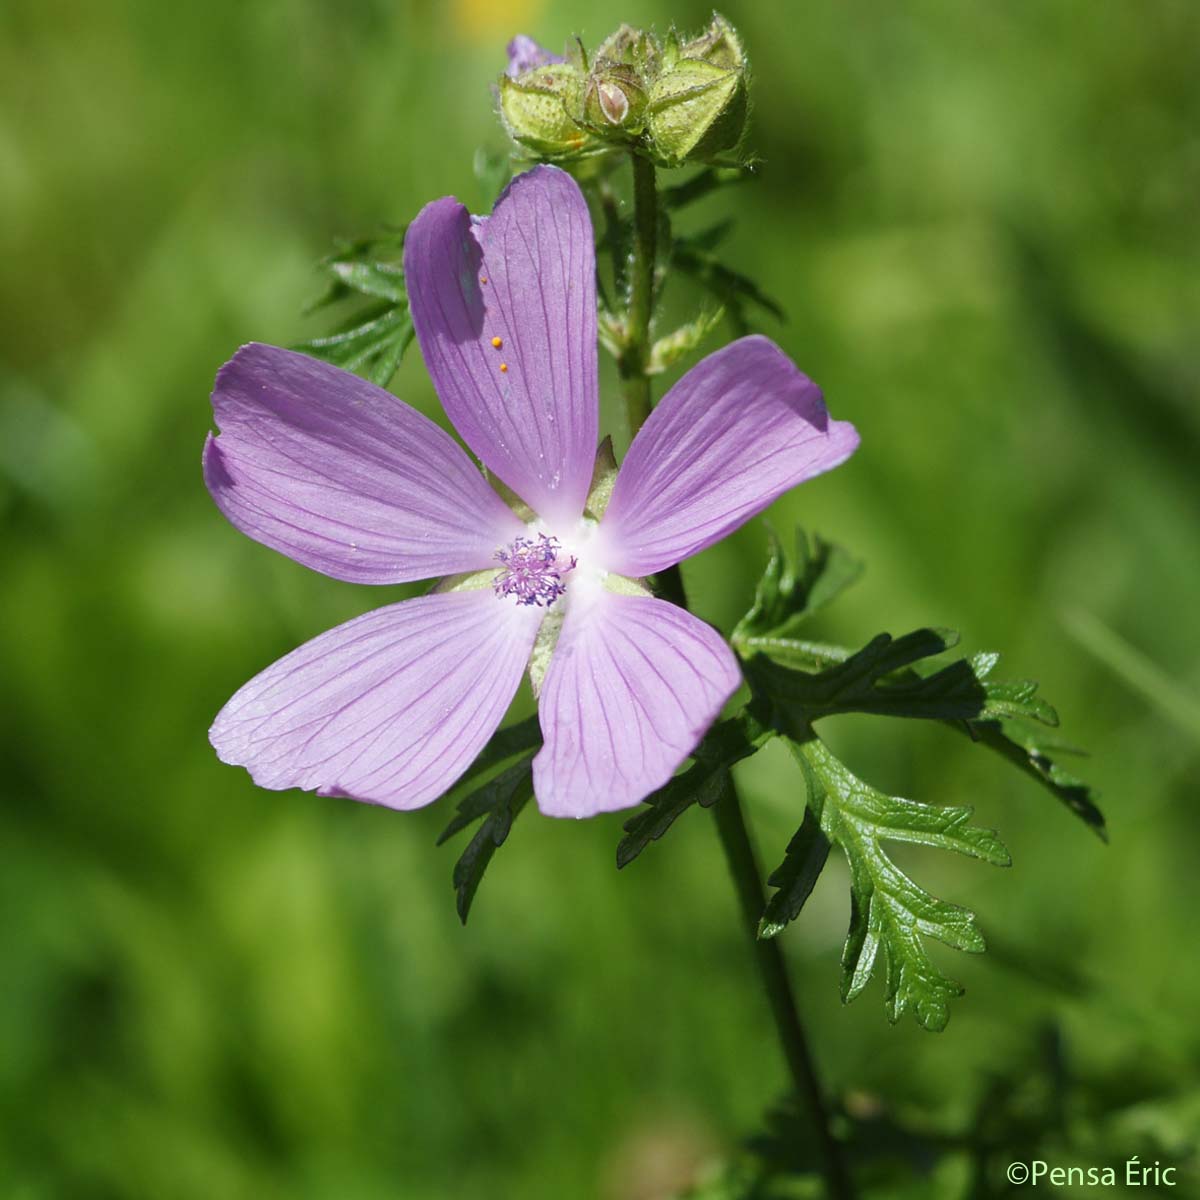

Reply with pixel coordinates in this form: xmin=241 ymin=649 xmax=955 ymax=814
xmin=499 ymin=362 xmax=509 ymax=373
xmin=491 ymin=336 xmax=503 ymax=349
xmin=480 ymin=276 xmax=488 ymax=284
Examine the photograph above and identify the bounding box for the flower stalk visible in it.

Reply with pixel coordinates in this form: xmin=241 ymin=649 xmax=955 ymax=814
xmin=617 ymin=152 xmax=658 ymax=434
xmin=613 ymin=158 xmax=856 ymax=1199
xmin=712 ymin=783 xmax=857 ymax=1200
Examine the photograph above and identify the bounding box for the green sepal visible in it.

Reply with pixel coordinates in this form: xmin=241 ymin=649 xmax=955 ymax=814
xmin=592 ymin=23 xmax=663 ymax=76
xmin=646 ymin=58 xmax=746 ymax=167
xmin=497 ymin=64 xmax=595 ymax=159
xmin=617 ymin=707 xmax=773 ymax=868
xmin=482 ymin=465 xmax=535 ymax=521
xmin=526 ymin=609 xmax=563 ymax=701
xmin=583 ymin=436 xmax=619 ymax=519
xmin=581 ymin=66 xmax=648 ymax=136
xmin=679 ymin=13 xmax=747 ymax=73
xmin=430 ymin=567 xmax=499 ymax=595
xmin=781 ymin=736 xmax=1010 ymax=1032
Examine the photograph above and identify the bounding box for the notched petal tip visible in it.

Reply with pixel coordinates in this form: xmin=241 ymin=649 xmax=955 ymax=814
xmin=201 ymin=430 xmax=231 ymax=491
xmin=405 ymin=162 xmax=599 ymax=525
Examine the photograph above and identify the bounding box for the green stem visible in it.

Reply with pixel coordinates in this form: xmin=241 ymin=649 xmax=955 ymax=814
xmin=658 ymin=564 xmax=857 ymax=1200
xmin=711 ymin=782 xmax=857 ymax=1200
xmin=617 ymin=152 xmax=657 ymax=434
xmin=619 ymin=163 xmax=855 ymax=1198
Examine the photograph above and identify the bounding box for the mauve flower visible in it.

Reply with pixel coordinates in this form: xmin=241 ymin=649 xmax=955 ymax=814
xmin=505 ymin=34 xmax=565 ymax=78
xmin=203 ymin=166 xmax=858 ymax=818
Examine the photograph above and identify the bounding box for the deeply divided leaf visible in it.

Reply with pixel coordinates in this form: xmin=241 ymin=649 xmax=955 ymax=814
xmin=963 ymin=718 xmax=1106 ymax=839
xmin=671 ymin=241 xmax=784 ymax=331
xmin=296 ymin=304 xmax=414 ymax=387
xmin=732 ymin=527 xmax=863 ymax=652
xmin=661 ymin=165 xmax=755 ymax=210
xmin=438 ymin=754 xmax=535 ymax=924
xmin=294 ymin=227 xmax=414 ymax=387
xmin=774 ymin=737 xmax=1011 ymax=1032
xmin=435 ymin=715 xmax=543 ymax=924
xmin=617 ymin=707 xmax=773 ymax=867
xmin=733 ymin=538 xmax=1103 ymax=835
xmin=758 ymin=804 xmax=831 ymax=940
xmin=745 ymin=628 xmax=1063 ymax=726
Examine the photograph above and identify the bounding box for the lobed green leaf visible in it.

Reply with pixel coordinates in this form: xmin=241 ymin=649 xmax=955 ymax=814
xmin=745 ymin=629 xmax=1060 ymax=726
xmin=617 ymin=707 xmax=773 ymax=867
xmin=962 ymin=718 xmax=1105 ymax=839
xmin=732 ymin=527 xmax=864 ymax=651
xmin=671 ymin=242 xmax=784 ymax=331
xmin=294 ymin=227 xmax=414 ymax=387
xmin=438 ymin=754 xmax=535 ymax=924
xmin=735 ymin=528 xmax=1102 ymax=837
xmin=774 ymin=736 xmax=1010 ymax=1031
xmin=660 ymin=164 xmax=755 ymax=210
xmin=296 ymin=304 xmax=414 ymax=387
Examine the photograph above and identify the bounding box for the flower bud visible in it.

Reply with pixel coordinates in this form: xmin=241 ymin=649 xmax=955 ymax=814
xmin=498 ymin=63 xmax=594 ymax=158
xmin=647 ymin=15 xmax=748 ymax=166
xmin=581 ymin=65 xmax=647 ymax=135
xmin=495 ymin=16 xmax=749 ymax=166
xmin=679 ymin=13 xmax=745 ymax=72
xmin=592 ymin=23 xmax=662 ymax=76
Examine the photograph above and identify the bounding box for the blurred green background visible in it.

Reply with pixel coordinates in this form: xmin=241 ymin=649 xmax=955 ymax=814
xmin=2 ymin=0 xmax=1198 ymax=1196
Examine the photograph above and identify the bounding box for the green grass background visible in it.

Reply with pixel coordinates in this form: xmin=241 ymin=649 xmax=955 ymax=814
xmin=2 ymin=0 xmax=1197 ymax=1196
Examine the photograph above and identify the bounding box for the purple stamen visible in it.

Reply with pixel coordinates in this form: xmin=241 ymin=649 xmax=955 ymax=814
xmin=493 ymin=533 xmax=576 ymax=607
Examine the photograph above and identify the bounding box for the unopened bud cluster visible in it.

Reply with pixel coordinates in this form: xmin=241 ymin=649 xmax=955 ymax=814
xmin=498 ymin=16 xmax=748 ymax=167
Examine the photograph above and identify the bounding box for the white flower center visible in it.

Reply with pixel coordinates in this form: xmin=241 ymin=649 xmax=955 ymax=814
xmin=492 ymin=519 xmax=607 ymax=610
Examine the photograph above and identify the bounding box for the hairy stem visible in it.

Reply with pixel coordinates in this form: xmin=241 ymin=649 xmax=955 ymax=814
xmin=617 ymin=157 xmax=855 ymax=1196
xmin=711 ymin=778 xmax=857 ymax=1200
xmin=658 ymin=562 xmax=857 ymax=1200
xmin=617 ymin=152 xmax=657 ymax=434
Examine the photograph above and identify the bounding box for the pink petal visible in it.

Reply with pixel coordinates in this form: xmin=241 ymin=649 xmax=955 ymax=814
xmin=533 ymin=592 xmax=741 ymax=818
xmin=205 ymin=344 xmax=524 ymax=584
xmin=210 ymin=590 xmax=541 ymax=810
xmin=404 ymin=165 xmax=598 ymax=525
xmin=506 ymin=34 xmax=565 ymax=77
xmin=600 ymin=336 xmax=860 ymax=576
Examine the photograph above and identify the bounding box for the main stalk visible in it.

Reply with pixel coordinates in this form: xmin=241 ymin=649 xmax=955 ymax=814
xmin=615 ymin=155 xmax=856 ymax=1200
